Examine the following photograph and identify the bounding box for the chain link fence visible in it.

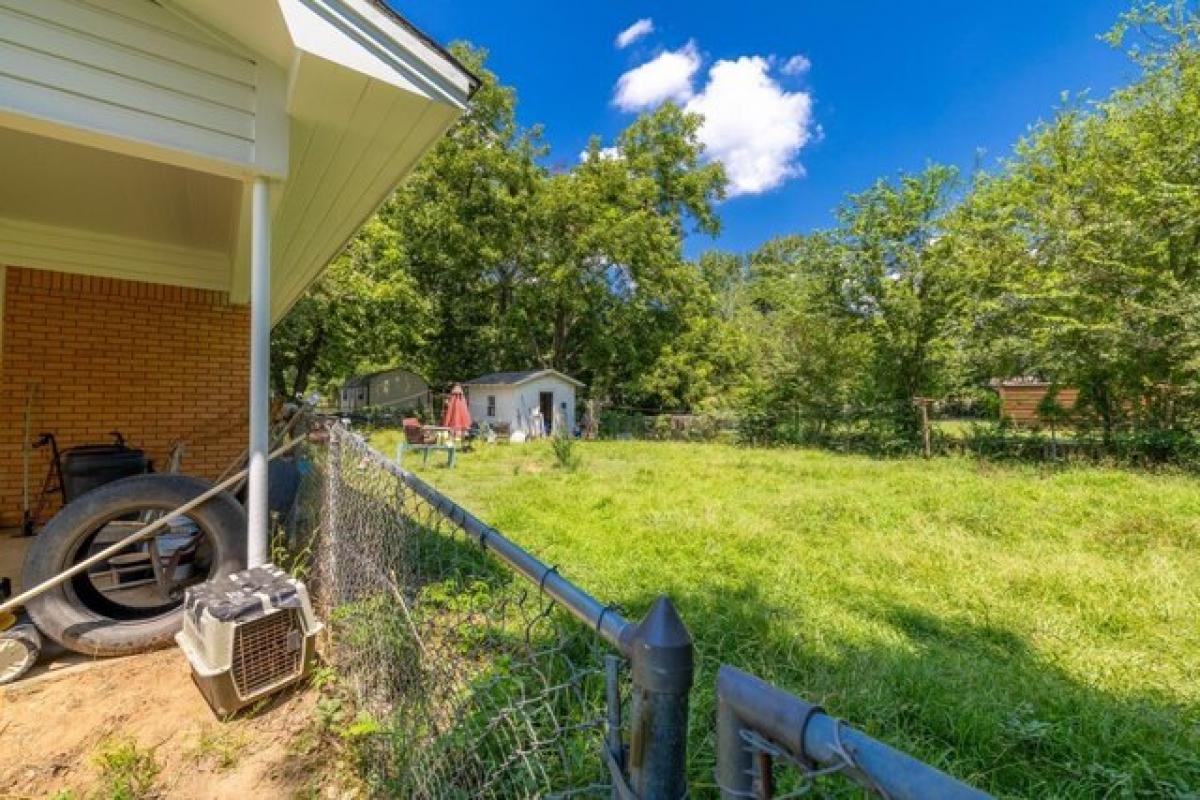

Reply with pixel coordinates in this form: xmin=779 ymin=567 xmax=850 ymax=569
xmin=293 ymin=424 xmax=694 ymax=798
xmin=295 ymin=425 xmax=620 ymax=797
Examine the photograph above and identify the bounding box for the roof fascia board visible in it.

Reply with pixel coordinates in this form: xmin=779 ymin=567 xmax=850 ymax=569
xmin=281 ymin=0 xmax=473 ymax=109
xmin=471 ymin=370 xmax=586 ymax=389
xmin=518 ymin=369 xmax=585 ymax=388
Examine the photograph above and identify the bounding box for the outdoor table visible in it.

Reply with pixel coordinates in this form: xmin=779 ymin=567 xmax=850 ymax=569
xmin=397 ymin=426 xmax=458 ymax=468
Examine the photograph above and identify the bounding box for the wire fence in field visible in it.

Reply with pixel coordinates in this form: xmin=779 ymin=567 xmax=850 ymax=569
xmin=596 ymin=410 xmax=738 ymax=442
xmin=296 ymin=425 xmax=620 ymax=798
xmin=594 ymin=402 xmax=1200 ymax=469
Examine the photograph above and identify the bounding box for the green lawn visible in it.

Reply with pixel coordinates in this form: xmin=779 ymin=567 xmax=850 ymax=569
xmin=369 ymin=432 xmax=1200 ymax=798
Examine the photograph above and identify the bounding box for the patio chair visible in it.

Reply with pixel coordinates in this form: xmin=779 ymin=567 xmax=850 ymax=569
xmin=396 ymin=418 xmax=456 ymax=468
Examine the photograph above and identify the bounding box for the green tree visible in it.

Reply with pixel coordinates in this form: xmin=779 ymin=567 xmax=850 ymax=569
xmin=273 ymin=43 xmax=547 ymax=395
xmin=608 ymin=103 xmax=726 ymax=236
xmin=757 ymin=234 xmax=873 ymax=426
xmin=274 ymin=60 xmax=728 ymax=407
xmin=950 ymin=1 xmax=1200 ymax=436
xmin=522 ymin=104 xmax=727 ymax=401
xmin=270 ymin=218 xmax=430 ymax=398
xmin=379 ymin=44 xmax=545 ymax=386
xmin=633 ymin=251 xmax=755 ymax=410
xmin=832 ymin=165 xmax=967 ymax=431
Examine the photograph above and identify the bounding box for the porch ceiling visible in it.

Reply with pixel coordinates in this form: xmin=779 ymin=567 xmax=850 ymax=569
xmin=0 ymin=127 xmax=240 ymax=291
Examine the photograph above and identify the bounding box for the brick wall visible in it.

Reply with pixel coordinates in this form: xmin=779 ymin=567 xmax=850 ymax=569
xmin=0 ymin=266 xmax=249 ymax=527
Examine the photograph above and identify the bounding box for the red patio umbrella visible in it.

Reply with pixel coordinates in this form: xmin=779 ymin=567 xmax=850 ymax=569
xmin=443 ymin=384 xmax=472 ymax=434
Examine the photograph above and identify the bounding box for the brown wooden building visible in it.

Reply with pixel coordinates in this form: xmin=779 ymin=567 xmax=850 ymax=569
xmin=992 ymin=380 xmax=1079 ymax=426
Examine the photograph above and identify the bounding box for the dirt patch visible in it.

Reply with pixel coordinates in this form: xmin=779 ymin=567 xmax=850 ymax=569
xmin=0 ymin=648 xmax=344 ymax=799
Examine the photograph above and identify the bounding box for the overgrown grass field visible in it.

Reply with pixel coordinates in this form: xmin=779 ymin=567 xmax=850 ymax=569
xmin=369 ymin=433 xmax=1199 ymax=797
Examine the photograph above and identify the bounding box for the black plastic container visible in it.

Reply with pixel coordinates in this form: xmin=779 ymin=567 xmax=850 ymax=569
xmin=62 ymin=444 xmax=148 ymax=502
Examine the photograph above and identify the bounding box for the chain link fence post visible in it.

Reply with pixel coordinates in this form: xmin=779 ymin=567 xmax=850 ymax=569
xmin=624 ymin=595 xmax=694 ymax=799
xmin=322 ymin=427 xmax=342 ymax=602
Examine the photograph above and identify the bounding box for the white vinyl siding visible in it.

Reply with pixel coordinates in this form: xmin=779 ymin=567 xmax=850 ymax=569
xmin=0 ymin=0 xmax=285 ymax=176
xmin=514 ymin=376 xmax=577 ymax=433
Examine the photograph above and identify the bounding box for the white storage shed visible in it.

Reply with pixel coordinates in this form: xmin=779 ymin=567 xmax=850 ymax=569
xmin=465 ymin=370 xmax=584 ymax=436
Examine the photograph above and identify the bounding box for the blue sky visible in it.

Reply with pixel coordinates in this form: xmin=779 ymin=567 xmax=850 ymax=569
xmin=391 ymin=1 xmax=1138 ymax=256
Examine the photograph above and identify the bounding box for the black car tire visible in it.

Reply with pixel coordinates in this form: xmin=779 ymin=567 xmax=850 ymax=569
xmin=22 ymin=475 xmax=246 ymax=657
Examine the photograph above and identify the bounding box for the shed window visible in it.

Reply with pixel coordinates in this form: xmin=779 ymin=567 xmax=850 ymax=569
xmin=487 ymin=395 xmax=496 ymax=416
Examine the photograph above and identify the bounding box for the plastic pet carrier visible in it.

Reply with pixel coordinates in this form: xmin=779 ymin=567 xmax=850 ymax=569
xmin=176 ymin=564 xmax=322 ymax=715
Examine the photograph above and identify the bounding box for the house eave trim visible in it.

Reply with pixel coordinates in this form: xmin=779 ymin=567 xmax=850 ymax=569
xmin=301 ymin=0 xmax=476 ymax=108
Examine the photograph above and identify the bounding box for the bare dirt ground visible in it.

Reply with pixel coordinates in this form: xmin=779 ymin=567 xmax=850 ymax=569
xmin=0 ymin=647 xmax=340 ymax=799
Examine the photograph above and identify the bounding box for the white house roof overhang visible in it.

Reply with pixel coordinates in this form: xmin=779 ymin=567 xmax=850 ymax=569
xmin=0 ymin=0 xmax=477 ymax=319
xmin=465 ymin=369 xmax=586 ymax=389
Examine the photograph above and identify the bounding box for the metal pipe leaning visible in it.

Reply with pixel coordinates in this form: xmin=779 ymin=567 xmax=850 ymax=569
xmin=716 ymin=665 xmax=991 ymax=800
xmin=0 ymin=435 xmax=309 ymax=618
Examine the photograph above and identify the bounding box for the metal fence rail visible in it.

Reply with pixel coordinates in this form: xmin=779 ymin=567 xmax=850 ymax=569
xmin=716 ymin=665 xmax=991 ymax=799
xmin=301 ymin=424 xmax=693 ymax=799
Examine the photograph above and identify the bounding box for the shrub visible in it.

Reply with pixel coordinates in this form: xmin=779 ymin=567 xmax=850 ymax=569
xmin=552 ymin=427 xmax=581 ymax=471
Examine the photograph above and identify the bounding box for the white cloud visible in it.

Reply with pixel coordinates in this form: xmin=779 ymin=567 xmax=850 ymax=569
xmin=781 ymin=54 xmax=811 ymax=76
xmin=578 ymin=145 xmax=622 ymax=163
xmin=613 ymin=41 xmax=701 ymax=111
xmin=615 ymin=18 xmax=655 ymax=49
xmin=612 ymin=43 xmax=816 ymax=196
xmin=685 ymin=56 xmax=814 ymax=196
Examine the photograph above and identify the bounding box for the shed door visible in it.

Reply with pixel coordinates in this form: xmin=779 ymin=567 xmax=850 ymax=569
xmin=539 ymin=391 xmax=553 ymax=433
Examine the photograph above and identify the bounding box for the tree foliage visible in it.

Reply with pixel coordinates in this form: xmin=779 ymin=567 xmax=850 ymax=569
xmin=275 ymin=2 xmax=1200 ymax=458
xmin=274 ymin=45 xmax=725 ymax=403
xmin=947 ymin=0 xmax=1200 ymax=435
xmin=270 ymin=218 xmax=430 ymax=397
xmin=707 ymin=1 xmax=1200 ymax=449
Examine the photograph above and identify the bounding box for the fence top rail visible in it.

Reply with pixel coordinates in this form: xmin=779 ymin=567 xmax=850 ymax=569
xmin=717 ymin=664 xmax=992 ymax=800
xmin=328 ymin=424 xmax=636 ymax=655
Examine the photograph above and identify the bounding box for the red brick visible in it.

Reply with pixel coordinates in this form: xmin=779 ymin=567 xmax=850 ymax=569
xmin=0 ymin=266 xmax=250 ymax=526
